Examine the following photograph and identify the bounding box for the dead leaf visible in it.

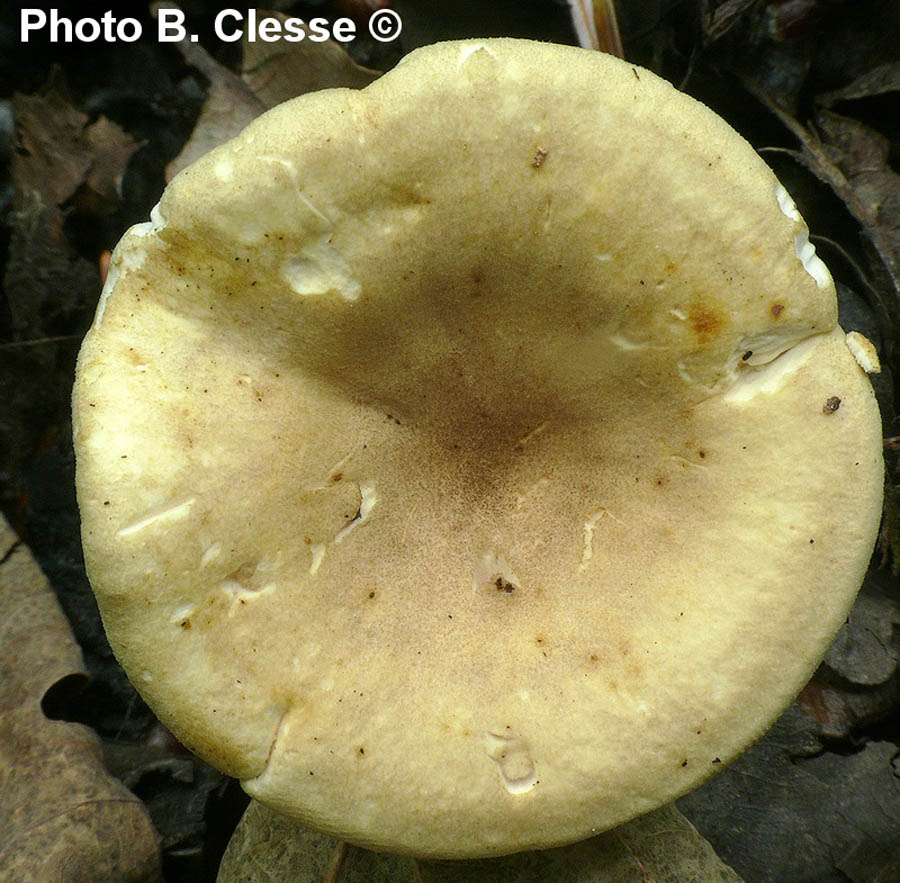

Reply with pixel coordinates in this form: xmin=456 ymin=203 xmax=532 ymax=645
xmin=817 ymin=61 xmax=900 ymax=106
xmin=6 ymin=69 xmax=135 ymax=339
xmin=680 ymin=705 xmax=900 ymax=882
xmin=163 ymin=6 xmax=380 ymax=181
xmin=797 ymin=677 xmax=900 ymax=743
xmin=217 ymin=800 xmax=741 ymax=882
xmin=0 ymin=514 xmax=162 ymax=881
xmin=823 ymin=569 xmax=900 ymax=688
xmin=102 ymin=726 xmax=237 ymax=862
xmin=10 ymin=69 xmax=138 ymax=221
xmin=241 ymin=11 xmax=380 ymax=109
xmin=79 ymin=116 xmax=142 ymax=214
xmin=703 ymin=0 xmax=758 ymax=44
xmin=216 ymin=800 xmax=419 ymax=881
xmin=796 ymin=569 xmax=900 ymax=742
xmin=817 ymin=111 xmax=900 ymax=248
xmin=417 ymin=804 xmax=742 ymax=882
xmin=2 ymin=71 xmax=127 ymax=524
xmin=162 ymin=28 xmax=265 ymax=180
xmin=12 ymin=84 xmax=91 ymax=209
xmin=745 ymin=82 xmax=900 ymax=339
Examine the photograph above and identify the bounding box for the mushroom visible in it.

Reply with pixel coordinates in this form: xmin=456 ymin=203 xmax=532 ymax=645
xmin=72 ymin=39 xmax=883 ymax=858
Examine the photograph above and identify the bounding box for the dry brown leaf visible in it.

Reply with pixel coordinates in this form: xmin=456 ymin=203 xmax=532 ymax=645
xmin=817 ymin=110 xmax=900 ymax=246
xmin=164 ymin=7 xmax=379 ymax=181
xmin=0 ymin=515 xmax=161 ymax=881
xmin=217 ymin=800 xmax=741 ymax=882
xmin=797 ymin=677 xmax=900 ymax=742
xmin=11 ymin=70 xmax=92 ymax=211
xmin=704 ymin=0 xmax=758 ymax=44
xmin=417 ymin=804 xmax=742 ymax=882
xmin=680 ymin=707 xmax=900 ymax=882
xmin=80 ymin=115 xmax=142 ymax=213
xmin=11 ymin=72 xmax=138 ymax=217
xmin=746 ymin=84 xmax=900 ymax=331
xmin=6 ymin=72 xmax=136 ymax=339
xmin=796 ymin=571 xmax=900 ymax=741
xmin=823 ymin=569 xmax=900 ymax=688
xmin=164 ymin=33 xmax=265 ymax=181
xmin=817 ymin=62 xmax=900 ymax=106
xmin=241 ymin=10 xmax=379 ymax=109
xmin=217 ymin=800 xmax=419 ymax=881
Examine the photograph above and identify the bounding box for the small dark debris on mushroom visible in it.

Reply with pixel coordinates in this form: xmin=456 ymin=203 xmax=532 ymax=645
xmin=823 ymin=396 xmax=841 ymax=414
xmin=495 ymin=577 xmax=516 ymax=593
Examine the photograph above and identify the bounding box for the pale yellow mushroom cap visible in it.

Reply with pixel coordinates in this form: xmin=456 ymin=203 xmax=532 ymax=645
xmin=73 ymin=39 xmax=883 ymax=858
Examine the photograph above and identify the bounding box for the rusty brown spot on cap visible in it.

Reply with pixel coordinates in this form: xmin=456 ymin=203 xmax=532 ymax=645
xmin=688 ymin=302 xmax=726 ymax=342
xmin=770 ymin=302 xmax=785 ymax=317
